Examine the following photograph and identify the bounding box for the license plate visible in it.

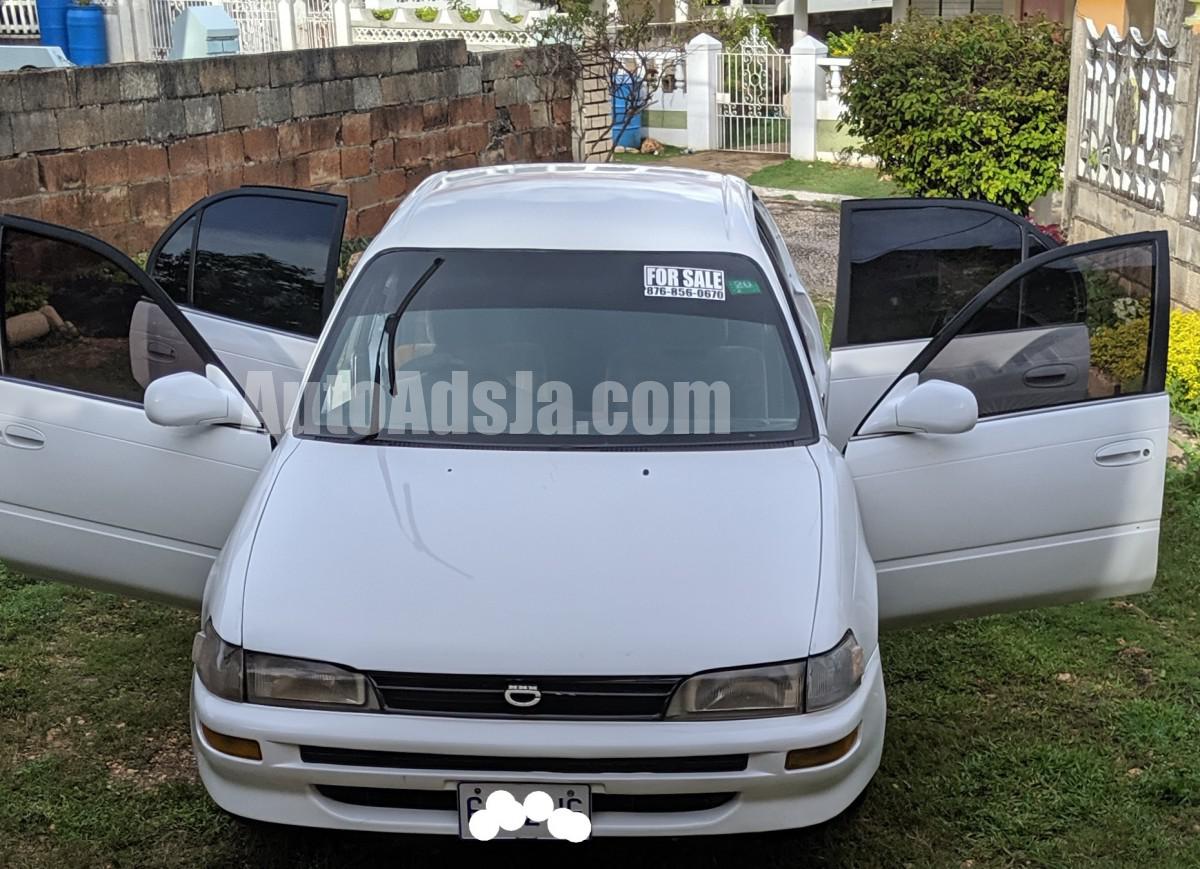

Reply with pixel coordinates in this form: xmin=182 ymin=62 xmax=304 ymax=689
xmin=457 ymin=782 xmax=591 ymax=840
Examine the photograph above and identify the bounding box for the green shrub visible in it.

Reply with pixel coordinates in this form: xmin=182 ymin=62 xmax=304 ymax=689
xmin=371 ymin=7 xmax=395 ymax=21
xmin=503 ymin=11 xmax=523 ymax=22
xmin=4 ymin=280 xmax=50 ymax=316
xmin=459 ymin=5 xmax=481 ymax=22
xmin=839 ymin=13 xmax=1070 ymax=214
xmin=825 ymin=28 xmax=867 ymax=58
xmin=414 ymin=6 xmax=437 ymax=22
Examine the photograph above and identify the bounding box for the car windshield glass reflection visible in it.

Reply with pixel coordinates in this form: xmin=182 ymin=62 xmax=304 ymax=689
xmin=296 ymin=249 xmax=814 ymax=448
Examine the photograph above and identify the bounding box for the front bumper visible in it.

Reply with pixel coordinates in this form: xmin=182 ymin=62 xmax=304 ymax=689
xmin=191 ymin=649 xmax=885 ymax=836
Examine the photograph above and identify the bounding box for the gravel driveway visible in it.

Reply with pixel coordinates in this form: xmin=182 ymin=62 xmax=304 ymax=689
xmin=760 ymin=199 xmax=840 ymax=300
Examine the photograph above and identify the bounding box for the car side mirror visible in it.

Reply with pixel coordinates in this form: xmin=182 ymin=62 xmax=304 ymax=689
xmin=144 ymin=370 xmax=254 ymax=428
xmin=858 ymin=375 xmax=978 ymax=437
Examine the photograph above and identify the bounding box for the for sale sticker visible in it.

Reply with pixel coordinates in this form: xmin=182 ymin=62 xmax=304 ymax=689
xmin=643 ymin=265 xmax=726 ymax=301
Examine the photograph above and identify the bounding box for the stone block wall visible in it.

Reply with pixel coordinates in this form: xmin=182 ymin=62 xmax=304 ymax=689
xmin=0 ymin=41 xmax=575 ymax=253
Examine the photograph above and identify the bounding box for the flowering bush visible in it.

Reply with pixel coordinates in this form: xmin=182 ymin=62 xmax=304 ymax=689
xmin=1167 ymin=309 xmax=1200 ymax=416
xmin=1090 ymin=308 xmax=1200 ymax=417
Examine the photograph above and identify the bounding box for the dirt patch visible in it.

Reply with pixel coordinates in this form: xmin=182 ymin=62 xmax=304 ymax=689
xmin=105 ymin=734 xmax=198 ymax=791
xmin=653 ymin=150 xmax=787 ymax=179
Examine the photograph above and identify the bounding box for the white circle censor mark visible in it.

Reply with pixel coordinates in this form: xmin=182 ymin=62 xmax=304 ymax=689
xmin=466 ymin=790 xmax=591 ymax=842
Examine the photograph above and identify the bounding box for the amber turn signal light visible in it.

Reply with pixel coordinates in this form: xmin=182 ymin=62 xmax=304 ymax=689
xmin=785 ymin=725 xmax=860 ymax=770
xmin=201 ymin=724 xmax=262 ymax=760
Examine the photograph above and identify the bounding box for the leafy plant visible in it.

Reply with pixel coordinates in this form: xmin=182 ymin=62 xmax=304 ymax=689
xmin=371 ymin=7 xmax=395 ymax=21
xmin=839 ymin=13 xmax=1070 ymax=214
xmin=4 ymin=280 xmax=50 ymax=316
xmin=458 ymin=5 xmax=481 ymax=22
xmin=708 ymin=9 xmax=775 ymax=47
xmin=825 ymin=27 xmax=867 ymax=58
xmin=503 ymin=11 xmax=523 ymax=23
xmin=414 ymin=6 xmax=438 ymax=22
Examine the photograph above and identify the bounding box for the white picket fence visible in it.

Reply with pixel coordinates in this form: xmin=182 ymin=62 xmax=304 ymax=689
xmin=0 ymin=0 xmax=39 ymax=39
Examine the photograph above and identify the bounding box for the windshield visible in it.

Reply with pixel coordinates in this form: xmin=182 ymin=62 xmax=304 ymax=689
xmin=295 ymin=249 xmax=814 ymax=448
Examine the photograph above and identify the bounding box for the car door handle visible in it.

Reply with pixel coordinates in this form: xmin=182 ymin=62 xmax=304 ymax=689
xmin=147 ymin=341 xmax=177 ymax=360
xmin=2 ymin=423 xmax=45 ymax=450
xmin=1024 ymin=364 xmax=1076 ymax=388
xmin=1094 ymin=439 xmax=1153 ymax=467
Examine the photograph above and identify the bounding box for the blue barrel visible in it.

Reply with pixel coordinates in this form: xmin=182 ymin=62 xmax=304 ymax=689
xmin=66 ymin=4 xmax=108 ymax=65
xmin=35 ymin=0 xmax=71 ymax=51
xmin=612 ymin=71 xmax=642 ymax=148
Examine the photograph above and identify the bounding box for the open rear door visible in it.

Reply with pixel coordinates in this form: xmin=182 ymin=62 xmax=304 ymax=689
xmin=827 ymin=199 xmax=1059 ymax=447
xmin=845 ymin=232 xmax=1169 ymax=626
xmin=147 ymin=186 xmax=347 ymax=433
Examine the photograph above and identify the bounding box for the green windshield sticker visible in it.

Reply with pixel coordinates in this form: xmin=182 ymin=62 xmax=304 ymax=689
xmin=728 ymin=279 xmax=761 ymax=295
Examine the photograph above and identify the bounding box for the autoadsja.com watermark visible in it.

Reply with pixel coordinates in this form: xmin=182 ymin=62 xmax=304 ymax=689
xmin=242 ymin=370 xmax=735 ymax=438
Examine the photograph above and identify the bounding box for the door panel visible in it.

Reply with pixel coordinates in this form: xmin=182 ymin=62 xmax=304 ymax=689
xmin=181 ymin=310 xmax=315 ymax=435
xmin=827 ymin=199 xmax=1057 ymax=448
xmin=851 ymin=395 xmax=1166 ymax=623
xmin=0 ymin=216 xmax=272 ymax=606
xmin=846 ymin=232 xmax=1169 ymax=626
xmin=146 ymin=186 xmax=346 ymax=429
xmin=0 ymin=375 xmax=269 ymax=605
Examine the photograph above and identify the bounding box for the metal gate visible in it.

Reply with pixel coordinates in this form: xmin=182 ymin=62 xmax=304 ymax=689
xmin=293 ymin=0 xmax=336 ymax=49
xmin=716 ymin=26 xmax=790 ymax=154
xmin=151 ymin=0 xmax=283 ymax=57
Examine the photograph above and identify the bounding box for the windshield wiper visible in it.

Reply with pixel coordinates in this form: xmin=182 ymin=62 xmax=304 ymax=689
xmin=352 ymin=257 xmax=445 ymax=443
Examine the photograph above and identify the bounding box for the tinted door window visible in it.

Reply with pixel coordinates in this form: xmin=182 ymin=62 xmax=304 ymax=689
xmin=191 ymin=196 xmax=340 ymax=336
xmin=840 ymin=206 xmax=1027 ymax=346
xmin=921 ymin=242 xmax=1157 ymax=417
xmin=1 ymin=228 xmax=204 ymax=403
xmin=152 ymin=214 xmax=195 ymax=306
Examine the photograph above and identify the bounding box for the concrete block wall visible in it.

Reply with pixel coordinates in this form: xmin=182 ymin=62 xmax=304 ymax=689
xmin=0 ymin=41 xmax=575 ymax=253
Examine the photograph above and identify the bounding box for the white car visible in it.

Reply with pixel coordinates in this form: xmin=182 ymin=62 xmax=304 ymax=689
xmin=0 ymin=165 xmax=1169 ymax=839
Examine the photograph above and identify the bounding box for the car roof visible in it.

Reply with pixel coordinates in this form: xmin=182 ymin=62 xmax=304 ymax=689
xmin=372 ymin=163 xmax=765 ymax=258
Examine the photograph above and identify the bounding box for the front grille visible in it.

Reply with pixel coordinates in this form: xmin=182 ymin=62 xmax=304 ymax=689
xmin=299 ymin=746 xmax=749 ymax=774
xmin=365 ymin=671 xmax=682 ymax=719
xmin=314 ymin=785 xmax=736 ymax=814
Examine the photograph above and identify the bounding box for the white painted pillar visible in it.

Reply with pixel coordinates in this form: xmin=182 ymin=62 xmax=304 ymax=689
xmin=792 ymin=0 xmax=807 ymax=43
xmin=674 ymin=0 xmax=689 ymax=23
xmin=278 ymin=0 xmax=296 ymax=50
xmin=686 ymin=33 xmax=721 ymax=152
xmin=103 ymin=0 xmax=131 ymax=62
xmin=129 ymin=0 xmax=155 ymax=60
xmin=606 ymin=0 xmax=620 ymax=21
xmin=789 ymin=35 xmax=826 ymax=161
xmin=333 ymin=0 xmax=352 ymax=45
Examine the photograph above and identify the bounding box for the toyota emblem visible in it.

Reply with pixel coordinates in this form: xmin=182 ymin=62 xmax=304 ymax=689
xmin=504 ymin=683 xmax=542 ymax=708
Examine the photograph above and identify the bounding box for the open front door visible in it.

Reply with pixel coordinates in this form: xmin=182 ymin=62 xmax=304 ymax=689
xmin=827 ymin=199 xmax=1059 ymax=447
xmin=0 ymin=216 xmax=273 ymax=607
xmin=147 ymin=186 xmax=347 ymax=433
xmin=845 ymin=232 xmax=1170 ymax=626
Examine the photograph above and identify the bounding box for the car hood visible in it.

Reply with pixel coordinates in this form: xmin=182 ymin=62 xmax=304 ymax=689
xmin=241 ymin=439 xmax=824 ymax=675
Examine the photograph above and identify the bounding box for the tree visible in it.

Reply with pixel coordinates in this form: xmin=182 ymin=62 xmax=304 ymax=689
xmin=838 ymin=14 xmax=1070 ymax=214
xmin=518 ymin=1 xmax=770 ymax=161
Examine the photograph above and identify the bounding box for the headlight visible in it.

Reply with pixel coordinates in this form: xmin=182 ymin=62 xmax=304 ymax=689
xmin=192 ymin=619 xmax=243 ymax=702
xmin=666 ymin=660 xmax=805 ymax=719
xmin=245 ymin=652 xmax=378 ymax=710
xmin=805 ymin=631 xmax=865 ymax=712
xmin=665 ymin=631 xmax=865 ymax=720
xmin=192 ymin=619 xmax=377 ymax=710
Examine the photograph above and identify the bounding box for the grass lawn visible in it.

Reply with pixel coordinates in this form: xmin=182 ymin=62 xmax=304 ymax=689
xmin=3 ymin=428 xmax=1200 ymax=864
xmin=748 ymin=160 xmax=899 ymax=199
